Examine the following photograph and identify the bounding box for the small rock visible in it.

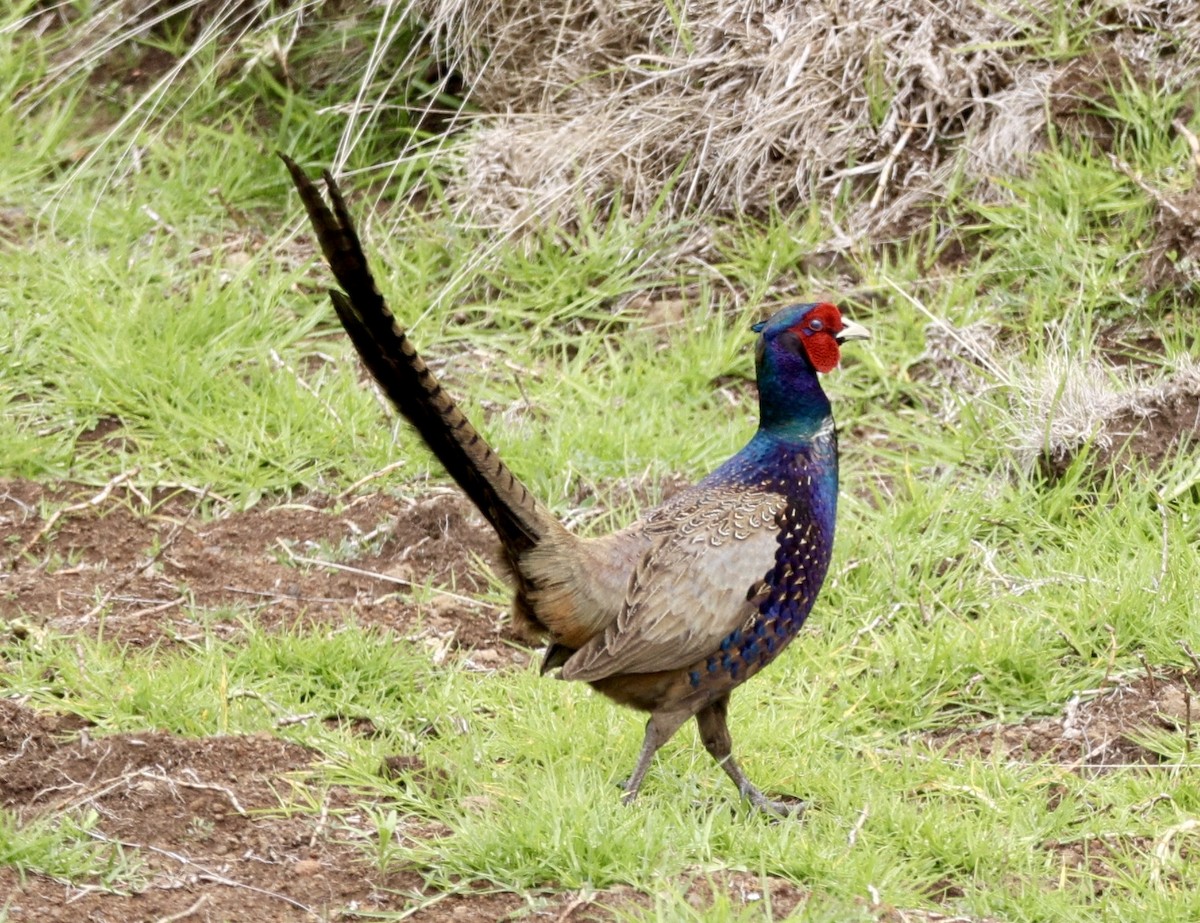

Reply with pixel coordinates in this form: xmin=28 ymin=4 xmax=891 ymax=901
xmin=1154 ymin=686 xmax=1192 ymax=729
xmin=470 ymin=648 xmax=501 ymax=667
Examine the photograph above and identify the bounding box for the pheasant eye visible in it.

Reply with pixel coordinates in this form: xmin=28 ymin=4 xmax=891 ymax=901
xmin=809 ymin=318 xmax=823 ymax=331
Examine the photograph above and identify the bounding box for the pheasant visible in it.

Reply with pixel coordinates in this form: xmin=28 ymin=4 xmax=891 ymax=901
xmin=282 ymin=155 xmax=869 ymax=815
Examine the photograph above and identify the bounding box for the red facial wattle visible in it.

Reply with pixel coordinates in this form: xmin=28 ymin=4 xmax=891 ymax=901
xmin=789 ymin=302 xmax=845 ymax=374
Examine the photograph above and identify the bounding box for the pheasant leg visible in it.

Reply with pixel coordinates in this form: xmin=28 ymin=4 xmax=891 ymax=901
xmin=696 ymin=695 xmax=804 ymax=817
xmin=620 ymin=710 xmax=691 ymax=804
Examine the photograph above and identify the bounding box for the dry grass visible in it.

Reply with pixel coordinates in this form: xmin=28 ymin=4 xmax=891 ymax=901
xmin=923 ymin=320 xmax=1200 ymax=477
xmin=416 ymin=0 xmax=1200 ymax=240
xmin=19 ymin=0 xmax=1199 ymax=276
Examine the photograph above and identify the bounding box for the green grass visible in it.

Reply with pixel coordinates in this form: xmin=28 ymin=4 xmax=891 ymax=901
xmin=3 ymin=3 xmax=1200 ymax=920
xmin=0 ymin=807 xmax=142 ymax=890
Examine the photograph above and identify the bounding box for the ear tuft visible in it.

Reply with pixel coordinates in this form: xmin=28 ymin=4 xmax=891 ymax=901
xmin=751 ymin=319 xmax=767 ymax=333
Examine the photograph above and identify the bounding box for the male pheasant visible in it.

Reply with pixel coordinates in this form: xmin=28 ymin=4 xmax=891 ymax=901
xmin=282 ymin=156 xmax=869 ymax=815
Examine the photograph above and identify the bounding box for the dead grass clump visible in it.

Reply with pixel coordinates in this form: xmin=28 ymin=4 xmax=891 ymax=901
xmin=416 ymin=0 xmax=1200 ymax=240
xmin=920 ymin=320 xmax=1200 ymax=481
xmin=1010 ymin=350 xmax=1137 ymax=479
xmin=1144 ymin=185 xmax=1200 ymax=295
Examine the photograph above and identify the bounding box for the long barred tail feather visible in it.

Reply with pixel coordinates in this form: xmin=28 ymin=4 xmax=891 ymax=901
xmin=280 ymin=154 xmax=554 ymax=556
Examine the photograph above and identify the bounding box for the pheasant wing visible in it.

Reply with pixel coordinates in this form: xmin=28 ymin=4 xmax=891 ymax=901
xmin=560 ymin=487 xmax=785 ymax=682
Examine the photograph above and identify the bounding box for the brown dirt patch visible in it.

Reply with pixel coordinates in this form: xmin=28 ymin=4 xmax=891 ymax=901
xmin=2 ymin=698 xmax=716 ymax=921
xmin=1040 ymin=830 xmax=1158 ymax=899
xmin=587 ymin=872 xmax=809 ymax=919
xmin=1 ymin=479 xmax=531 ymax=666
xmin=0 ymin=692 xmax=819 ymax=921
xmin=0 ymin=697 xmax=421 ymax=921
xmin=0 ymin=205 xmax=32 ymax=244
xmin=1048 ymin=48 xmax=1153 ymax=154
xmin=1100 ymin=378 xmax=1200 ymax=476
xmin=928 ymin=670 xmax=1198 ymax=769
xmin=1143 ymin=186 xmax=1200 ymax=296
xmin=1094 ymin=325 xmax=1184 ymax=372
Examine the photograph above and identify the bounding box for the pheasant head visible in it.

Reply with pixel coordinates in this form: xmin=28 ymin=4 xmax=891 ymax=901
xmin=752 ymin=302 xmax=869 ymax=440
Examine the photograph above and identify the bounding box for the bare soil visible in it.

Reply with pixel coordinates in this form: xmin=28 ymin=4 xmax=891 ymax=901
xmin=0 ymin=678 xmax=809 ymax=919
xmin=1 ymin=479 xmax=528 ymax=663
xmin=1101 ymin=381 xmax=1200 ymax=477
xmin=0 ymin=698 xmax=425 ymax=921
xmin=927 ymin=671 xmax=1199 ymax=770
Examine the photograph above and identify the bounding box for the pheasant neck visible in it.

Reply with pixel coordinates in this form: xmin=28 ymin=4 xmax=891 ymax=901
xmin=756 ymin=359 xmax=833 ymax=444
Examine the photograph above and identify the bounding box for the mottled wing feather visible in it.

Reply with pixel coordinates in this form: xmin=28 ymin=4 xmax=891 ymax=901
xmin=560 ymin=488 xmax=786 ymax=681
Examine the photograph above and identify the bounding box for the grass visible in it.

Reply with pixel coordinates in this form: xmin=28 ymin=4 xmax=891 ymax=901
xmin=0 ymin=808 xmax=141 ymax=891
xmin=2 ymin=3 xmax=1200 ymax=921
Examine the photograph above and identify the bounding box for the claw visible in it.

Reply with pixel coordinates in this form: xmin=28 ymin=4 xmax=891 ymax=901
xmin=741 ymin=784 xmax=807 ymax=818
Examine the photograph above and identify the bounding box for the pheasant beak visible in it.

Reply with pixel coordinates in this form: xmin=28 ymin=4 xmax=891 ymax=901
xmin=835 ymin=319 xmax=871 ymax=344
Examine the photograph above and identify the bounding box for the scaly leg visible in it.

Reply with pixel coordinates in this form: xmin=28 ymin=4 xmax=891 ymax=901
xmin=621 ymin=710 xmax=691 ymax=804
xmin=695 ymin=694 xmax=805 ymax=817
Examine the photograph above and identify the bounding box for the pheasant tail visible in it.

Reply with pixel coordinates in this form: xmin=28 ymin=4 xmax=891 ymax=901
xmin=280 ymin=154 xmax=553 ymax=556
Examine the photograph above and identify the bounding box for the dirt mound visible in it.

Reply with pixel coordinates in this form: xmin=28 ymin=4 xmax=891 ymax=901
xmin=0 ymin=694 xmax=821 ymax=921
xmin=2 ymin=697 xmax=668 ymax=921
xmin=0 ymin=698 xmax=422 ymax=921
xmin=918 ymin=322 xmax=1200 ymax=482
xmin=1097 ymin=371 xmax=1200 ymax=478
